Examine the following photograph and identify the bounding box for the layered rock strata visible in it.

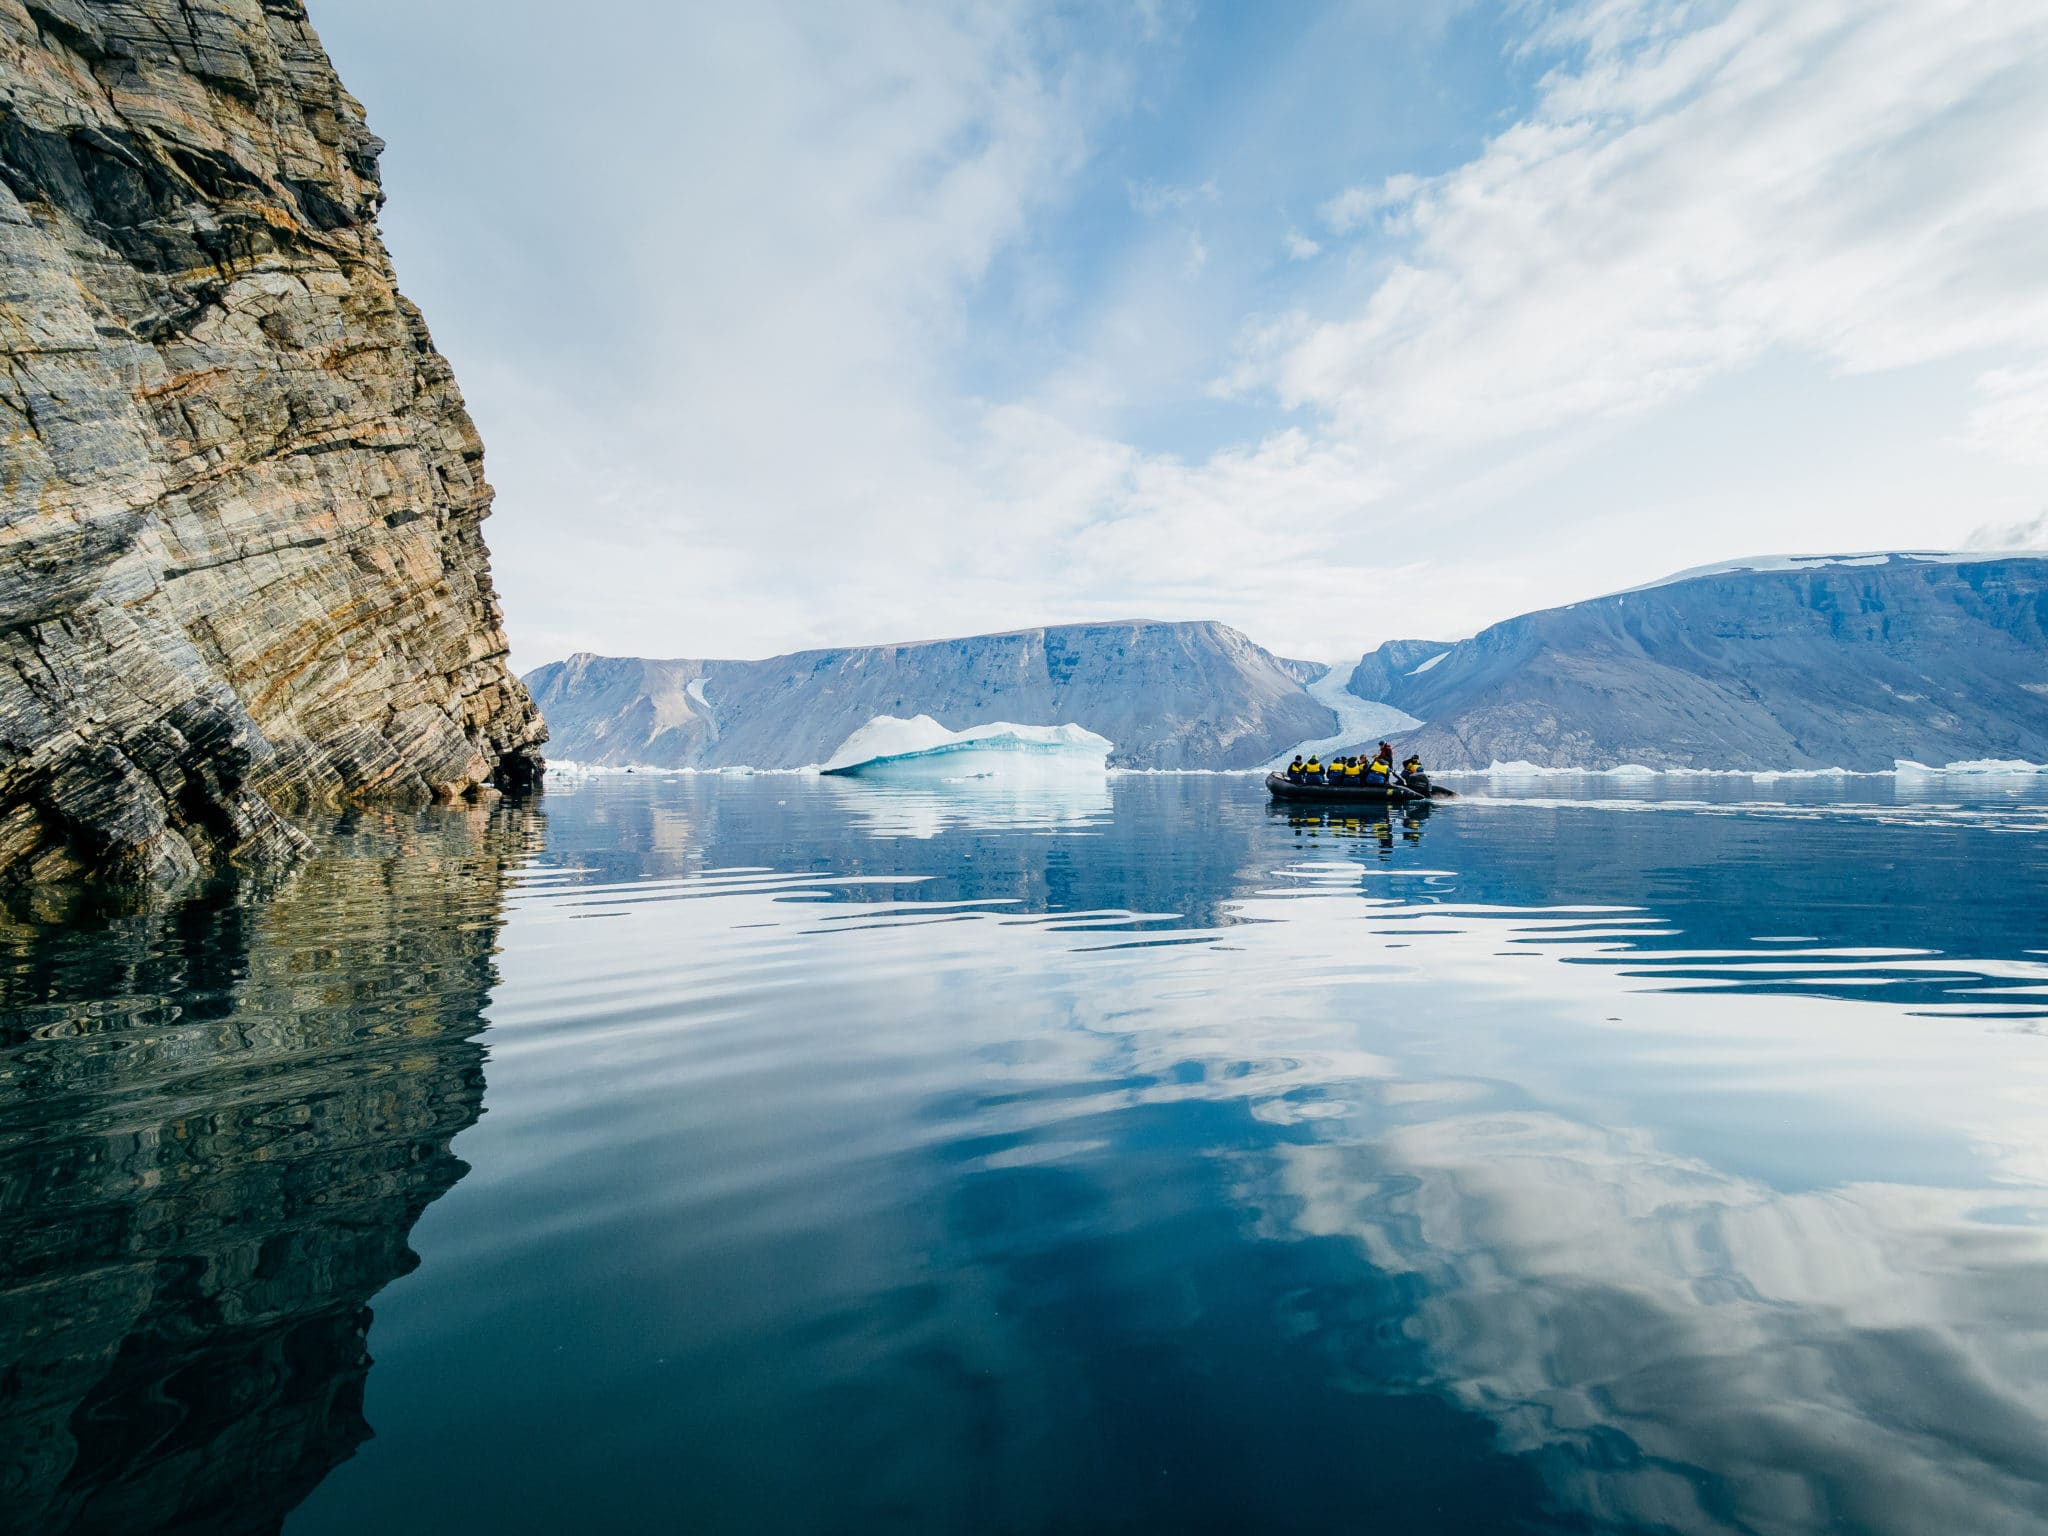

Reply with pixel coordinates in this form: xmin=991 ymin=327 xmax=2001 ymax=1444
xmin=0 ymin=0 xmax=544 ymax=882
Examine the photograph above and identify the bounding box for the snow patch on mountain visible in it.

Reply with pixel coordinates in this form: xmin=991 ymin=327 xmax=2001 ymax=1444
xmin=1617 ymin=550 xmax=1979 ymax=596
xmin=684 ymin=677 xmax=719 ymax=744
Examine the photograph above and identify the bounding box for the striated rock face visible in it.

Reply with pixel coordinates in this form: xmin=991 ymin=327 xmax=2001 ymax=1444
xmin=526 ymin=621 xmax=1334 ymax=771
xmin=0 ymin=0 xmax=545 ymax=883
xmin=1347 ymin=555 xmax=2048 ymax=771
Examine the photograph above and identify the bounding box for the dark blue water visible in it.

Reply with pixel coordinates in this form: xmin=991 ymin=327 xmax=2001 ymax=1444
xmin=6 ymin=773 xmax=2048 ymax=1534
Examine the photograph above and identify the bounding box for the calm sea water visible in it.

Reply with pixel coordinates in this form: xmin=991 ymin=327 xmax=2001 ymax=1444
xmin=6 ymin=772 xmax=2048 ymax=1535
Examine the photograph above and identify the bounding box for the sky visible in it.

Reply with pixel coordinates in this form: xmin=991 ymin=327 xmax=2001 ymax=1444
xmin=312 ymin=0 xmax=2048 ymax=669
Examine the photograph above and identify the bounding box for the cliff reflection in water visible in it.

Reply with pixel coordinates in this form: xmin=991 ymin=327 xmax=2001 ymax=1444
xmin=0 ymin=803 xmax=536 ymax=1535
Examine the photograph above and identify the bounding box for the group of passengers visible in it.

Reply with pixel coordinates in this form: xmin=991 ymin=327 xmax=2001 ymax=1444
xmin=1285 ymin=742 xmax=1424 ymax=788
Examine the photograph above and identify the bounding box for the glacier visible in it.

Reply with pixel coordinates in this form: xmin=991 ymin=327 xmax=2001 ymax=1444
xmin=821 ymin=715 xmax=1113 ymax=778
xmin=1266 ymin=667 xmax=1424 ymax=771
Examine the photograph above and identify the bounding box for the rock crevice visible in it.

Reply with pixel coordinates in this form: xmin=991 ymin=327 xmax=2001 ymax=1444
xmin=0 ymin=0 xmax=544 ymax=881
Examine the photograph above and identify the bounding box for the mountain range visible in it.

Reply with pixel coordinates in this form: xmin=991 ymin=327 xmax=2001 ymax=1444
xmin=525 ymin=621 xmax=1329 ymax=770
xmin=1350 ymin=554 xmax=2048 ymax=771
xmin=530 ymin=553 xmax=2048 ymax=775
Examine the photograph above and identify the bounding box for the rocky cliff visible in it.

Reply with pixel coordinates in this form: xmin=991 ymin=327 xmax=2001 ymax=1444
xmin=1346 ymin=555 xmax=2048 ymax=771
xmin=526 ymin=621 xmax=1333 ymax=771
xmin=0 ymin=0 xmax=544 ymax=883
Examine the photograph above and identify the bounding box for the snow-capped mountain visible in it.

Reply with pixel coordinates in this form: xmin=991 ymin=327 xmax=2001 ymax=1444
xmin=1347 ymin=553 xmax=2048 ymax=771
xmin=531 ymin=556 xmax=2048 ymax=776
xmin=526 ymin=621 xmax=1332 ymax=770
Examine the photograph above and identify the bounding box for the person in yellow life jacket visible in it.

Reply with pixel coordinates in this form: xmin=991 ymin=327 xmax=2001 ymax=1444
xmin=1343 ymin=756 xmax=1363 ymax=781
xmin=1304 ymin=755 xmax=1323 ymax=784
xmin=1364 ymin=750 xmax=1392 ymax=786
xmin=1288 ymin=755 xmax=1306 ymax=783
xmin=1402 ymin=753 xmax=1423 ymax=780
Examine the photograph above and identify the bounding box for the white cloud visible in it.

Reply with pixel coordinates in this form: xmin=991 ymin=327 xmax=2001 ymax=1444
xmin=1962 ymin=364 xmax=2048 ymax=468
xmin=330 ymin=0 xmax=1146 ymax=666
xmin=1257 ymin=1 xmax=2048 ymax=449
xmin=328 ymin=0 xmax=2048 ymax=669
xmin=1126 ymin=176 xmax=1220 ymax=217
xmin=1965 ymin=508 xmax=2048 ymax=551
xmin=954 ymin=409 xmax=1403 ymax=658
xmin=1318 ymin=172 xmax=1422 ymax=233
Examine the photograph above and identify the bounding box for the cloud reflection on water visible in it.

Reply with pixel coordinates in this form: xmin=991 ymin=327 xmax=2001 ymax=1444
xmin=472 ymin=773 xmax=2048 ymax=1531
xmin=1277 ymin=1116 xmax=2048 ymax=1534
xmin=153 ymin=772 xmax=2048 ymax=1534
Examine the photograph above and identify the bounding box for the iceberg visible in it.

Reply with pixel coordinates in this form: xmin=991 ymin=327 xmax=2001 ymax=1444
xmin=1895 ymin=758 xmax=2048 ymax=778
xmin=821 ymin=715 xmax=1113 ymax=778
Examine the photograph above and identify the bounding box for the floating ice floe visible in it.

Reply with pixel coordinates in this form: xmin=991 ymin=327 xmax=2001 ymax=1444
xmin=1895 ymin=759 xmax=2048 ymax=777
xmin=821 ymin=715 xmax=1113 ymax=778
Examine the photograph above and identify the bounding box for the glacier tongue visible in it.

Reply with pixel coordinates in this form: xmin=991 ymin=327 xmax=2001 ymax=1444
xmin=1267 ymin=668 xmax=1424 ymax=771
xmin=822 ymin=715 xmax=1113 ymax=777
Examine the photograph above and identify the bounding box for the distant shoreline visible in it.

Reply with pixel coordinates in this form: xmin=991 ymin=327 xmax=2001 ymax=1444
xmin=545 ymin=759 xmax=2048 ymax=782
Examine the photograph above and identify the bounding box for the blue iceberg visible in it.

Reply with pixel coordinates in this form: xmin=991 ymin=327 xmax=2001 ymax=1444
xmin=821 ymin=715 xmax=1112 ymax=778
